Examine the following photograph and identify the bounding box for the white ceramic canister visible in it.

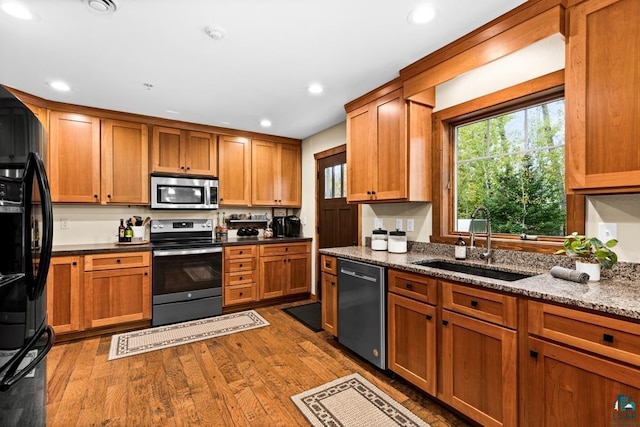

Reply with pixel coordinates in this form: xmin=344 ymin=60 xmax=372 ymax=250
xmin=388 ymin=229 xmax=407 ymax=253
xmin=371 ymin=228 xmax=388 ymax=251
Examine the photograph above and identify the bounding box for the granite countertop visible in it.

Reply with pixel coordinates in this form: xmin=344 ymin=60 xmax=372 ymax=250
xmin=52 ymin=236 xmax=312 ymax=255
xmin=320 ymin=245 xmax=640 ymax=321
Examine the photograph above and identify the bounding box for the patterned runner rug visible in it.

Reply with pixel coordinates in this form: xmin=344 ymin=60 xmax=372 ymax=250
xmin=291 ymin=373 xmax=431 ymax=427
xmin=108 ymin=310 xmax=269 ymax=360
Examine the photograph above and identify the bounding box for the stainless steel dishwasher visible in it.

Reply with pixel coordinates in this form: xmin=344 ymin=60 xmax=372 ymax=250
xmin=337 ymin=258 xmax=386 ymax=369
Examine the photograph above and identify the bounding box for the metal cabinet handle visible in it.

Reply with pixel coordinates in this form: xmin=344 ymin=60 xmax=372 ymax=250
xmin=530 ymin=350 xmax=539 ymax=359
xmin=72 ymin=261 xmax=77 ymax=266
xmin=471 ymin=300 xmax=479 ymax=308
xmin=116 ymin=259 xmax=121 ymax=263
xmin=426 ymin=315 xmax=432 ymax=321
xmin=603 ymin=333 xmax=614 ymax=343
xmin=406 ymin=283 xmax=413 ymax=289
xmin=442 ymin=320 xmax=449 ymax=326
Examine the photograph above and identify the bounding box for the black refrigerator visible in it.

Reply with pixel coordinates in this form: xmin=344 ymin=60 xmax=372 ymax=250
xmin=0 ymin=87 xmax=54 ymax=426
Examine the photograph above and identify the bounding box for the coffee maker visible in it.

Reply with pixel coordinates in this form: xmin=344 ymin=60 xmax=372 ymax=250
xmin=284 ymin=215 xmax=301 ymax=237
xmin=272 ymin=216 xmax=286 ymax=238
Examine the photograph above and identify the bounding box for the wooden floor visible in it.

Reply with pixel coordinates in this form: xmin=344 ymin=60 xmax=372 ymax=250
xmin=46 ymin=301 xmax=471 ymax=427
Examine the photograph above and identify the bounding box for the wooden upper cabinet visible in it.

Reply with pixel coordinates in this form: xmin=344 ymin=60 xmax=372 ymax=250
xmin=49 ymin=111 xmax=101 ymax=203
xmin=251 ymin=140 xmax=301 ymax=207
xmin=566 ymin=0 xmax=640 ymax=192
xmin=346 ymin=87 xmax=432 ymax=203
xmin=151 ymin=126 xmax=217 ymax=175
xmin=101 ymin=119 xmax=149 ymax=205
xmin=218 ymin=135 xmax=251 ymax=205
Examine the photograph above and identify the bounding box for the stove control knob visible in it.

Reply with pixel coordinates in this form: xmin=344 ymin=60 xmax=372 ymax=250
xmin=152 ymin=224 xmax=158 ymax=229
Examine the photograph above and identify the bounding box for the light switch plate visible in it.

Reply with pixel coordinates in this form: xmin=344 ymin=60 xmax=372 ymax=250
xmin=407 ymin=219 xmax=414 ymax=232
xmin=60 ymin=218 xmax=70 ymax=230
xmin=395 ymin=218 xmax=403 ymax=230
xmin=374 ymin=218 xmax=383 ymax=229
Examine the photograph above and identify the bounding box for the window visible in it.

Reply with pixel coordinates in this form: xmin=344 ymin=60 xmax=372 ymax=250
xmin=324 ymin=163 xmax=347 ymax=199
xmin=431 ymin=71 xmax=585 ymax=249
xmin=455 ymin=98 xmax=566 ymax=237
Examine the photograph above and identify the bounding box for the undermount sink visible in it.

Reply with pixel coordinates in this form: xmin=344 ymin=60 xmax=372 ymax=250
xmin=412 ymin=260 xmax=534 ymax=282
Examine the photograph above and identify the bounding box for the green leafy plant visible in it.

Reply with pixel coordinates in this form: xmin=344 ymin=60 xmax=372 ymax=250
xmin=555 ymin=232 xmax=619 ymax=269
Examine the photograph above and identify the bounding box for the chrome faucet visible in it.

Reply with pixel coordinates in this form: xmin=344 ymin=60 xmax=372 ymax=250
xmin=470 ymin=205 xmax=493 ymax=264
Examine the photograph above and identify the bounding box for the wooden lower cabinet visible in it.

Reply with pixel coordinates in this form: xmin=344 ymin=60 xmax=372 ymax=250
xmin=388 ymin=292 xmax=436 ymax=396
xmin=46 ymin=256 xmax=83 ymax=334
xmin=321 ymin=272 xmax=338 ymax=336
xmin=526 ymin=337 xmax=640 ymax=426
xmin=259 ymin=242 xmax=311 ymax=300
xmin=84 ymin=266 xmax=151 ymax=329
xmin=441 ymin=309 xmax=517 ymax=427
xmin=223 ymin=244 xmax=258 ymax=307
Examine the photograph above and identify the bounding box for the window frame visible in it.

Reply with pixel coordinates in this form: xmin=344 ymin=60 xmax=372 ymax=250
xmin=431 ymin=70 xmax=585 ymax=253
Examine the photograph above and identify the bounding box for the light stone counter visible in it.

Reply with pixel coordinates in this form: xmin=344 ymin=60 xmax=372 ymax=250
xmin=320 ymin=244 xmax=640 ymax=321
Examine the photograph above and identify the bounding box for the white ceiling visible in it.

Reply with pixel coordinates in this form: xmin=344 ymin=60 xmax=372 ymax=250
xmin=0 ymin=0 xmax=527 ymax=139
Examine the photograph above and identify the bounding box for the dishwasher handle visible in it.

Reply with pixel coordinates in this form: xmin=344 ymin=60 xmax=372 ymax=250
xmin=340 ymin=268 xmax=378 ymax=283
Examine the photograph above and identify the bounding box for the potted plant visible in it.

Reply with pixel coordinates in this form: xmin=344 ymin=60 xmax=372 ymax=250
xmin=555 ymin=232 xmax=618 ymax=281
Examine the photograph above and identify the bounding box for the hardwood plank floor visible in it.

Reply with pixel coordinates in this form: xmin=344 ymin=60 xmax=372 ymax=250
xmin=46 ymin=301 xmax=472 ymax=427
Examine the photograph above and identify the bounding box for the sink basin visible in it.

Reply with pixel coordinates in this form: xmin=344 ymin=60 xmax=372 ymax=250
xmin=412 ymin=260 xmax=534 ymax=282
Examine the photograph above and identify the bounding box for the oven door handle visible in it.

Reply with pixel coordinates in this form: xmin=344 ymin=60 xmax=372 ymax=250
xmin=153 ymin=247 xmax=222 ymax=257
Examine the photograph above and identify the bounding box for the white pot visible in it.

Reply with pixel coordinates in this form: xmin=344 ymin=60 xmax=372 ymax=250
xmin=575 ymin=261 xmax=600 ymax=282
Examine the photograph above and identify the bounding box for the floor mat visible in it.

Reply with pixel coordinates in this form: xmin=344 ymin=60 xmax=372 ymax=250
xmin=282 ymin=302 xmax=323 ymax=332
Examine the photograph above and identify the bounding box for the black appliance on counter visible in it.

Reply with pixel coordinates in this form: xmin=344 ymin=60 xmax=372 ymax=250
xmin=150 ymin=219 xmax=222 ymax=326
xmin=0 ymin=153 xmax=54 ymax=426
xmin=284 ymin=215 xmax=301 ymax=237
xmin=273 ymin=216 xmax=286 ymax=238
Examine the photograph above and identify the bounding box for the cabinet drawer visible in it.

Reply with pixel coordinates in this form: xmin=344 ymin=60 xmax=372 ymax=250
xmin=388 ymin=269 xmax=437 ymax=305
xmin=528 ymin=301 xmax=640 ymax=367
xmin=224 ymin=245 xmax=257 ymax=259
xmin=224 ymin=271 xmax=257 ymax=286
xmin=442 ymin=281 xmax=517 ymax=329
xmin=84 ymin=251 xmax=150 ymax=271
xmin=259 ymin=242 xmax=310 ymax=257
xmin=224 ymin=258 xmax=257 ymax=273
xmin=321 ymin=255 xmax=337 ymax=275
xmin=224 ymin=283 xmax=257 ymax=306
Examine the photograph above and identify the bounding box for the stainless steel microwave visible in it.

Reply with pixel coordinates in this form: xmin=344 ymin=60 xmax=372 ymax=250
xmin=150 ymin=174 xmax=218 ymax=210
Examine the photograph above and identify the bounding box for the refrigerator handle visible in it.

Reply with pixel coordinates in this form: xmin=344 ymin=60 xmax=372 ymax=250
xmin=0 ymin=325 xmax=54 ymax=391
xmin=23 ymin=153 xmax=54 ymax=300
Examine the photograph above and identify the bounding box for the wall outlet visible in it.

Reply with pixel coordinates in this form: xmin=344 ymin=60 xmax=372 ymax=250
xmin=374 ymin=218 xmax=383 ymax=229
xmin=60 ymin=218 xmax=70 ymax=230
xmin=395 ymin=218 xmax=403 ymax=231
xmin=598 ymin=222 xmax=617 ymax=242
xmin=406 ymin=218 xmax=415 ymax=232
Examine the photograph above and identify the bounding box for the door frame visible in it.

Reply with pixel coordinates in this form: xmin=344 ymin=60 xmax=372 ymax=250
xmin=314 ymin=144 xmax=361 ymax=299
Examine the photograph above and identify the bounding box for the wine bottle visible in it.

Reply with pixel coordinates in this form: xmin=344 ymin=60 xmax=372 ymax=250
xmin=118 ymin=219 xmax=126 ymax=242
xmin=124 ymin=220 xmax=133 ymax=242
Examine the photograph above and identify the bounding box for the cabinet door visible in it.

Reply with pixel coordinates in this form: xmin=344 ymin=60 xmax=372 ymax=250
xmin=101 ymin=119 xmax=149 ymax=205
xmin=526 ymin=337 xmax=640 ymax=426
xmin=251 ymin=139 xmax=278 ymax=205
xmin=441 ymin=310 xmax=517 ymax=427
xmin=151 ymin=126 xmax=185 ymax=174
xmin=373 ymin=89 xmax=406 ymax=200
xmin=47 ymin=256 xmax=82 ymax=334
xmin=321 ymin=272 xmax=338 ymax=336
xmin=566 ymin=0 xmax=640 ymax=191
xmin=346 ymin=103 xmax=373 ymax=202
xmin=388 ymin=293 xmax=436 ymax=396
xmin=286 ymin=253 xmax=311 ymax=295
xmin=219 ymin=135 xmax=251 ymax=205
xmin=49 ymin=111 xmax=101 ymax=203
xmin=259 ymin=255 xmax=287 ymax=299
xmin=84 ymin=267 xmax=151 ymax=329
xmin=185 ymin=131 xmax=217 ymax=176
xmin=279 ymin=143 xmax=302 ymax=207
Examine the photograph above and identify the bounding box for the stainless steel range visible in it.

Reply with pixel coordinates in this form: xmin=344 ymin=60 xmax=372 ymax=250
xmin=150 ymin=219 xmax=222 ymax=326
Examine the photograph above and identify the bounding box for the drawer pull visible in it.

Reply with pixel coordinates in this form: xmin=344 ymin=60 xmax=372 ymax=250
xmin=239 ymin=276 xmax=243 ymax=280
xmin=426 ymin=315 xmax=432 ymax=321
xmin=331 ymin=281 xmax=336 ymax=286
xmin=471 ymin=300 xmax=479 ymax=308
xmin=603 ymin=333 xmax=614 ymax=343
xmin=72 ymin=261 xmax=77 ymax=266
xmin=325 ymin=261 xmax=331 ymax=268
xmin=116 ymin=259 xmax=121 ymax=263
xmin=406 ymin=283 xmax=413 ymax=289
xmin=442 ymin=320 xmax=449 ymax=326
xmin=239 ymin=292 xmax=243 ymax=297
xmin=530 ymin=350 xmax=539 ymax=359
xmin=239 ymin=250 xmax=243 ymax=255
xmin=239 ymin=263 xmax=243 ymax=268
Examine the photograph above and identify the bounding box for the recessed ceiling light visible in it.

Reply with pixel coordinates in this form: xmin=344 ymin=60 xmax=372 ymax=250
xmin=307 ymin=83 xmax=324 ymax=95
xmin=408 ymin=4 xmax=436 ymax=25
xmin=84 ymin=0 xmax=118 ymax=14
xmin=260 ymin=119 xmax=272 ymax=128
xmin=1 ymin=2 xmax=36 ymax=20
xmin=49 ymin=80 xmax=71 ymax=92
